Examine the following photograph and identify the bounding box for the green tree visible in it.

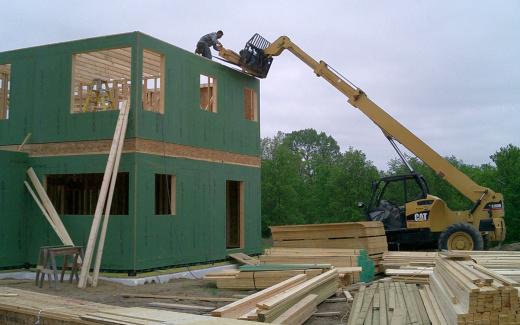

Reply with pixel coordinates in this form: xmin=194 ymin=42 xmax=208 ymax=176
xmin=491 ymin=144 xmax=520 ymax=242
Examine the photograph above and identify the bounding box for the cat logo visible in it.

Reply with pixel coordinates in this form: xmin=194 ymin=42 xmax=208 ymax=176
xmin=413 ymin=212 xmax=429 ymax=222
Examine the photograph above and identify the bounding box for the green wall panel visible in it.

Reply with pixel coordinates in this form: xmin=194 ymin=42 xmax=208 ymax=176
xmin=0 ymin=151 xmax=28 ymax=268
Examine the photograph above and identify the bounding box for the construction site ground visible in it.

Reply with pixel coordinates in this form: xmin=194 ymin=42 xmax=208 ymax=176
xmin=0 ymin=276 xmax=349 ymax=325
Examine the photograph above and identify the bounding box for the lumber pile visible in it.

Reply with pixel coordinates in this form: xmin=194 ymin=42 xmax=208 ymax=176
xmin=270 ymin=221 xmax=388 ymax=272
xmin=204 ymin=264 xmax=330 ymax=290
xmin=381 ymin=251 xmax=438 ymax=270
xmin=385 ymin=267 xmax=433 ymax=284
xmin=212 ymin=269 xmax=339 ymax=323
xmin=260 ymin=247 xmax=374 ymax=283
xmin=429 ymin=256 xmax=520 ymax=324
xmin=347 ymin=280 xmax=443 ymax=324
xmin=0 ymin=287 xmax=261 ymax=324
xmin=468 ymin=251 xmax=520 ymax=283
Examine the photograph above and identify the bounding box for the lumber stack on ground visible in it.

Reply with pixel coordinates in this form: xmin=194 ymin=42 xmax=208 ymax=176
xmin=385 ymin=267 xmax=433 ymax=284
xmin=468 ymin=251 xmax=520 ymax=283
xmin=347 ymin=280 xmax=442 ymax=324
xmin=429 ymin=255 xmax=520 ymax=324
xmin=204 ymin=264 xmax=330 ymax=290
xmin=270 ymin=221 xmax=388 ymax=273
xmin=212 ymin=270 xmax=339 ymax=323
xmin=0 ymin=287 xmax=261 ymax=325
xmin=260 ymin=247 xmax=374 ymax=283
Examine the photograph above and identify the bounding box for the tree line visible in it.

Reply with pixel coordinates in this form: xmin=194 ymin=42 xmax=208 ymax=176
xmin=261 ymin=128 xmax=520 ymax=242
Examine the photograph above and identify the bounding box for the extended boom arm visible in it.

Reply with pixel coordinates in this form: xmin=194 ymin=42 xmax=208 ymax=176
xmin=263 ymin=36 xmax=495 ymax=207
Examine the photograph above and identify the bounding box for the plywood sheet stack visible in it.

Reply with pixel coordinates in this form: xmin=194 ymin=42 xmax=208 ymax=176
xmin=259 ymin=247 xmax=374 ymax=283
xmin=212 ymin=270 xmax=339 ymax=323
xmin=203 ymin=264 xmax=330 ymax=290
xmin=429 ymin=255 xmax=520 ymax=324
xmin=347 ymin=280 xmax=444 ymax=324
xmin=270 ymin=221 xmax=388 ymax=272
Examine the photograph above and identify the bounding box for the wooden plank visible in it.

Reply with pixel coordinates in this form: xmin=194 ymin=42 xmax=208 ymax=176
xmin=148 ymin=302 xmax=215 ymax=312
xmin=78 ymin=101 xmax=128 ymax=288
xmin=26 ymin=168 xmax=74 ymax=246
xmin=271 ymin=294 xmax=317 ymax=324
xmin=92 ymin=100 xmax=130 ymax=286
xmin=344 ymin=290 xmax=354 ymax=302
xmin=121 ymin=294 xmax=237 ymax=303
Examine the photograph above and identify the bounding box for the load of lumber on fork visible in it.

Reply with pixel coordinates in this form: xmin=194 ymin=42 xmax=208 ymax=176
xmin=347 ymin=280 xmax=443 ymax=325
xmin=211 ymin=269 xmax=339 ymax=323
xmin=270 ymin=221 xmax=387 ymax=272
xmin=429 ymin=255 xmax=520 ymax=324
xmin=260 ymin=247 xmax=374 ymax=283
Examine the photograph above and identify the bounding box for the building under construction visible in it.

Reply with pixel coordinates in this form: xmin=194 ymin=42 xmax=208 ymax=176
xmin=0 ymin=32 xmax=262 ymax=273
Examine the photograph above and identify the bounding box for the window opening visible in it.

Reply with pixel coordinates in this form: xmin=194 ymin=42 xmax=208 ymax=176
xmin=0 ymin=64 xmax=11 ymax=119
xmin=199 ymin=75 xmax=217 ymax=112
xmin=226 ymin=180 xmax=243 ymax=248
xmin=155 ymin=174 xmax=176 ymax=215
xmin=142 ymin=49 xmax=164 ymax=113
xmin=71 ymin=47 xmax=131 ymax=113
xmin=46 ymin=173 xmax=129 ymax=215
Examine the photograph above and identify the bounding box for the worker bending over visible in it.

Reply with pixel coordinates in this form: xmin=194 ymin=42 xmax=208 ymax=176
xmin=195 ymin=30 xmax=224 ymax=59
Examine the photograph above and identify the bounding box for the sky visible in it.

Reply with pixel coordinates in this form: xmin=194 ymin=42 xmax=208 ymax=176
xmin=1 ymin=0 xmax=519 ymax=169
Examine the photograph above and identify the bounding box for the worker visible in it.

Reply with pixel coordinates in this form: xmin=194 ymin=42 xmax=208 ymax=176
xmin=195 ymin=30 xmax=224 ymax=59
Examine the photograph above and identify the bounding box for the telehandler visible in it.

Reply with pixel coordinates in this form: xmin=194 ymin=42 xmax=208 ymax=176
xmin=218 ymin=34 xmax=505 ymax=250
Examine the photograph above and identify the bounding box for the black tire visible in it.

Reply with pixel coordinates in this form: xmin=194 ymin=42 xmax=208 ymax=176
xmin=438 ymin=223 xmax=484 ymax=251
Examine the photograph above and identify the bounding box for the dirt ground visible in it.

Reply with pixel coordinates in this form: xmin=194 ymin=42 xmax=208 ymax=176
xmin=0 ymin=276 xmax=350 ymax=325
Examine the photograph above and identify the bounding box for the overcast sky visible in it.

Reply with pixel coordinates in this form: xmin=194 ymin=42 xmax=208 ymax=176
xmin=1 ymin=1 xmax=518 ymax=169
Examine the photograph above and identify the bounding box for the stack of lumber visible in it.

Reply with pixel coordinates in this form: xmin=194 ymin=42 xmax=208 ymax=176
xmin=260 ymin=247 xmax=374 ymax=283
xmin=385 ymin=266 xmax=433 ymax=284
xmin=270 ymin=221 xmax=388 ymax=272
xmin=347 ymin=280 xmax=443 ymax=324
xmin=468 ymin=251 xmax=520 ymax=283
xmin=381 ymin=251 xmax=439 ymax=270
xmin=429 ymin=256 xmax=520 ymax=324
xmin=212 ymin=270 xmax=339 ymax=323
xmin=204 ymin=264 xmax=330 ymax=290
xmin=0 ymin=287 xmax=259 ymax=325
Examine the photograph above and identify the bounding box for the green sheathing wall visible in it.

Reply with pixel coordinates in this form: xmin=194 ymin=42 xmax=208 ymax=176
xmin=24 ymin=154 xmax=136 ymax=270
xmin=134 ymin=153 xmax=262 ymax=270
xmin=135 ymin=34 xmax=261 ymax=157
xmin=0 ymin=151 xmax=28 ymax=268
xmin=0 ymin=32 xmax=138 ymax=146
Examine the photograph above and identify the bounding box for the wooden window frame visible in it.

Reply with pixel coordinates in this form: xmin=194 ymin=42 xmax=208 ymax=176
xmin=244 ymin=88 xmax=258 ymax=122
xmin=0 ymin=63 xmax=11 ymax=120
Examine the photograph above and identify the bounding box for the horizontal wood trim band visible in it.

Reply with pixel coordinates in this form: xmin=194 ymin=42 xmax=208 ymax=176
xmin=0 ymin=138 xmax=261 ymax=168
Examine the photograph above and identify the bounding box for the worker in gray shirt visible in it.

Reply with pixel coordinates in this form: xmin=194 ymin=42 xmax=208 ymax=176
xmin=195 ymin=30 xmax=224 ymax=59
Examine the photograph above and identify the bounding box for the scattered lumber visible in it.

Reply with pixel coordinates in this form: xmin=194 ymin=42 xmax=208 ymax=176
xmin=429 ymin=256 xmax=520 ymax=324
xmin=213 ymin=269 xmax=339 ymax=322
xmin=121 ymin=293 xmax=237 ymax=302
xmin=0 ymin=287 xmax=260 ymax=324
xmin=270 ymin=221 xmax=388 ymax=273
xmin=347 ymin=280 xmax=438 ymax=325
xmin=204 ymin=264 xmax=329 ymax=290
xmin=260 ymin=247 xmax=374 ymax=283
